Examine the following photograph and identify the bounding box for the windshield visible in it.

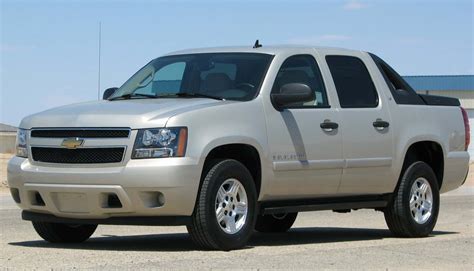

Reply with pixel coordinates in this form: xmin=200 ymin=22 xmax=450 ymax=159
xmin=111 ymin=53 xmax=273 ymax=101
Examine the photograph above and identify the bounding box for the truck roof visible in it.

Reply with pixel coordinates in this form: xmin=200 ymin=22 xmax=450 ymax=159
xmin=165 ymin=45 xmax=363 ymax=56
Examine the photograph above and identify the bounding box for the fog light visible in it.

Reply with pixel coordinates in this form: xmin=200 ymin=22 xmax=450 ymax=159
xmin=139 ymin=191 xmax=165 ymax=208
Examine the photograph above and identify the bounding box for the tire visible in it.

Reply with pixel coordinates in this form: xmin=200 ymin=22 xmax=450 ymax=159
xmin=32 ymin=221 xmax=97 ymax=243
xmin=187 ymin=159 xmax=257 ymax=250
xmin=384 ymin=161 xmax=440 ymax=237
xmin=255 ymin=213 xmax=298 ymax=233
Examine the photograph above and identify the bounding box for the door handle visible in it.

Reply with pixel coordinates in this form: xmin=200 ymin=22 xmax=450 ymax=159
xmin=373 ymin=119 xmax=389 ymax=131
xmin=320 ymin=121 xmax=339 ymax=132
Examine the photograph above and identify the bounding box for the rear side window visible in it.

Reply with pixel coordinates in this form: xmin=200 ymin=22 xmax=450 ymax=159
xmin=326 ymin=56 xmax=378 ymax=108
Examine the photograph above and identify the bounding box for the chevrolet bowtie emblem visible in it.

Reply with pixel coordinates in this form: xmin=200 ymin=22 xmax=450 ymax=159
xmin=61 ymin=138 xmax=84 ymax=149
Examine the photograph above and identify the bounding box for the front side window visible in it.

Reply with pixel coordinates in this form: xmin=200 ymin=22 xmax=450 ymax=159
xmin=272 ymin=55 xmax=329 ymax=108
xmin=326 ymin=55 xmax=378 ymax=108
xmin=111 ymin=53 xmax=273 ymax=101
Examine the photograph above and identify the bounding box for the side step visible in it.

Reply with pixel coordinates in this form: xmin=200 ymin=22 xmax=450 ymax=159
xmin=260 ymin=195 xmax=389 ymax=215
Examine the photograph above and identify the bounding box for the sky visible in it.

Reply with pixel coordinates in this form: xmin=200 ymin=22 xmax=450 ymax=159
xmin=1 ymin=0 xmax=473 ymax=126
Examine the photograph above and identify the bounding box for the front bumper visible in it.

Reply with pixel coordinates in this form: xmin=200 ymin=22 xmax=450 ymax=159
xmin=7 ymin=156 xmax=202 ymax=219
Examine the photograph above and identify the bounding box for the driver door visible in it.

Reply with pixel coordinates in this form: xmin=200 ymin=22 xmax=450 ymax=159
xmin=264 ymin=54 xmax=343 ymax=199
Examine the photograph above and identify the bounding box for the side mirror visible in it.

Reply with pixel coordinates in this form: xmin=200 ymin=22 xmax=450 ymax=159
xmin=103 ymin=87 xmax=118 ymax=100
xmin=271 ymin=83 xmax=315 ymax=110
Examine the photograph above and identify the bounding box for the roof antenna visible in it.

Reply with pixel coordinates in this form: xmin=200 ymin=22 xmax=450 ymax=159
xmin=253 ymin=39 xmax=262 ymax=48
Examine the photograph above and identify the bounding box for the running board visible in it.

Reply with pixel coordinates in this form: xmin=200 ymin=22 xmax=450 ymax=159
xmin=260 ymin=195 xmax=389 ymax=215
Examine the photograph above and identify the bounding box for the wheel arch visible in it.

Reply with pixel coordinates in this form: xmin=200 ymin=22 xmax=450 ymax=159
xmin=199 ymin=138 xmax=264 ymax=198
xmin=398 ymin=140 xmax=445 ymax=190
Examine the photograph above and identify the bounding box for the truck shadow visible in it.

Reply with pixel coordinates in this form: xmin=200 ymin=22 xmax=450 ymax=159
xmin=9 ymin=227 xmax=457 ymax=252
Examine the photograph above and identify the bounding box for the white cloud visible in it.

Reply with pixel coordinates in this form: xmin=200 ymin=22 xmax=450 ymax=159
xmin=288 ymin=35 xmax=351 ymax=45
xmin=343 ymin=1 xmax=368 ymax=10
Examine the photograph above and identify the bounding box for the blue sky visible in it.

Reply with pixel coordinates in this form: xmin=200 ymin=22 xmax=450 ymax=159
xmin=1 ymin=0 xmax=473 ymax=126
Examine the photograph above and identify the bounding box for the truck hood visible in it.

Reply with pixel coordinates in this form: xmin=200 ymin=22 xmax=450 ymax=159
xmin=20 ymin=98 xmax=227 ymax=129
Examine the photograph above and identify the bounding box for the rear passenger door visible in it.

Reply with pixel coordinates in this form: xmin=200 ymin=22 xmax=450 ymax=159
xmin=324 ymin=54 xmax=394 ymax=195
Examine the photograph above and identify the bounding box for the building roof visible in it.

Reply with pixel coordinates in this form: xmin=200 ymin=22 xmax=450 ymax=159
xmin=0 ymin=123 xmax=18 ymax=132
xmin=402 ymin=75 xmax=473 ymax=91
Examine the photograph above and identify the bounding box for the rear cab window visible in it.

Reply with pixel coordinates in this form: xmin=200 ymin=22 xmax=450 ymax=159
xmin=369 ymin=53 xmax=425 ymax=105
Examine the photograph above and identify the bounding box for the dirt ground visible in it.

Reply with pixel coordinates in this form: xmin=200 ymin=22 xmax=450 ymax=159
xmin=0 ymin=153 xmax=13 ymax=190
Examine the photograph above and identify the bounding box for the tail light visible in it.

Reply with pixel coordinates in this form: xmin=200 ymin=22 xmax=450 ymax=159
xmin=461 ymin=107 xmax=470 ymax=151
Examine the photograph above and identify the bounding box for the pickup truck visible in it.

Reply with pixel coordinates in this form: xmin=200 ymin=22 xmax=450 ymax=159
xmin=8 ymin=46 xmax=470 ymax=250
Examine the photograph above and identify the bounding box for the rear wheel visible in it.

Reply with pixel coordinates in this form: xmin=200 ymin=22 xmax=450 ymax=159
xmin=255 ymin=213 xmax=298 ymax=233
xmin=384 ymin=161 xmax=440 ymax=237
xmin=187 ymin=159 xmax=257 ymax=250
xmin=32 ymin=222 xmax=97 ymax=243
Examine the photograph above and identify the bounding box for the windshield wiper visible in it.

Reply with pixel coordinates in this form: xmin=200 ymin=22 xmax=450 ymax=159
xmin=110 ymin=92 xmax=226 ymax=101
xmin=108 ymin=93 xmax=158 ymax=101
xmin=156 ymin=92 xmax=225 ymax=101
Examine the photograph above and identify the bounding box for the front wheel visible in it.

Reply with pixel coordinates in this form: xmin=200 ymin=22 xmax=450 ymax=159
xmin=32 ymin=221 xmax=97 ymax=243
xmin=187 ymin=159 xmax=257 ymax=250
xmin=384 ymin=161 xmax=440 ymax=237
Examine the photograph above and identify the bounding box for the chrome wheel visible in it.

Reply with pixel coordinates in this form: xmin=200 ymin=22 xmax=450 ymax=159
xmin=215 ymin=178 xmax=248 ymax=234
xmin=409 ymin=177 xmax=433 ymax=224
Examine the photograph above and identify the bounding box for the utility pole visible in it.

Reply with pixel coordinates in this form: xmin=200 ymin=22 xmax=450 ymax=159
xmin=97 ymin=22 xmax=102 ymax=100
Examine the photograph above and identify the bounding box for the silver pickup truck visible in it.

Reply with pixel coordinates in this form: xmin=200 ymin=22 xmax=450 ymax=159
xmin=8 ymin=46 xmax=470 ymax=250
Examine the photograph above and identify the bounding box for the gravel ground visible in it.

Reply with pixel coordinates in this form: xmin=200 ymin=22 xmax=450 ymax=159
xmin=0 ymin=190 xmax=472 ymax=270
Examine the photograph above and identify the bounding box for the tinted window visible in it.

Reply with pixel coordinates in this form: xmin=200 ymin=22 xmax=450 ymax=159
xmin=326 ymin=56 xmax=378 ymax=108
xmin=200 ymin=63 xmax=237 ymax=81
xmin=369 ymin=53 xmax=425 ymax=105
xmin=272 ymin=55 xmax=329 ymax=108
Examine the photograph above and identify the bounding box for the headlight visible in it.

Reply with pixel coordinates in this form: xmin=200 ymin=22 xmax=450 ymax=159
xmin=132 ymin=127 xmax=187 ymax=159
xmin=16 ymin=129 xmax=28 ymax=158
